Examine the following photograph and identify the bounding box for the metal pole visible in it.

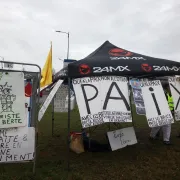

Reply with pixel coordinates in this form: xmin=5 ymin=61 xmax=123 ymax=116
xmin=67 ymin=77 xmax=71 ymax=171
xmin=67 ymin=32 xmax=69 ymax=59
xmin=52 ymin=97 xmax=55 ymax=136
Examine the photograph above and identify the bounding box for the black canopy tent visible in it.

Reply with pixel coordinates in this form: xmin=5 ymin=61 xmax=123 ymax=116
xmin=55 ymin=41 xmax=180 ymax=171
xmin=56 ymin=41 xmax=180 ymax=80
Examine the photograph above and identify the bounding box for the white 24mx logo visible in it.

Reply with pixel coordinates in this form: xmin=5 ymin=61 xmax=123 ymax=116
xmin=153 ymin=66 xmax=180 ymax=71
xmin=93 ymin=66 xmax=130 ymax=73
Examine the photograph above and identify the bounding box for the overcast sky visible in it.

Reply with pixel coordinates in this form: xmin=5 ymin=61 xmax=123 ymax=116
xmin=0 ymin=0 xmax=180 ymax=72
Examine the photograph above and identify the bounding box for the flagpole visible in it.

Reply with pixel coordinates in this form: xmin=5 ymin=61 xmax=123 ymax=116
xmin=51 ymin=41 xmax=55 ymax=136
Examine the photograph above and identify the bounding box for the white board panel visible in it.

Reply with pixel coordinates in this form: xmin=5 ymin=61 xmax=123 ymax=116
xmin=0 ymin=72 xmax=26 ymax=128
xmin=141 ymin=79 xmax=174 ymax=127
xmin=107 ymin=127 xmax=137 ymax=151
xmin=101 ymin=77 xmax=131 ymax=123
xmin=38 ymin=79 xmax=63 ymax=121
xmin=0 ymin=127 xmax=35 ymax=162
xmin=73 ymin=77 xmax=103 ymax=128
xmin=72 ymin=76 xmax=132 ymax=128
xmin=168 ymin=76 xmax=180 ymax=121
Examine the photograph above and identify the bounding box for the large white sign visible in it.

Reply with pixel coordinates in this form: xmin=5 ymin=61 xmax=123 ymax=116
xmin=168 ymin=76 xmax=180 ymax=121
xmin=0 ymin=81 xmax=35 ymax=163
xmin=0 ymin=127 xmax=35 ymax=162
xmin=107 ymin=127 xmax=137 ymax=151
xmin=141 ymin=79 xmax=174 ymax=127
xmin=0 ymin=72 xmax=26 ymax=128
xmin=72 ymin=76 xmax=132 ymax=128
xmin=38 ymin=79 xmax=63 ymax=121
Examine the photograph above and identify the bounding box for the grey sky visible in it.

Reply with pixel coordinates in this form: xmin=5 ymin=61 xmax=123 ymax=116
xmin=0 ymin=0 xmax=180 ymax=72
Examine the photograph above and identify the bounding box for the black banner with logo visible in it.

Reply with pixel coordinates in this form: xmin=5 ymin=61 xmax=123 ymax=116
xmin=57 ymin=41 xmax=180 ymax=79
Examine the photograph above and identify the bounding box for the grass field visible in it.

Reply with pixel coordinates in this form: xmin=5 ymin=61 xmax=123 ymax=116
xmin=1 ymin=106 xmax=180 ymax=180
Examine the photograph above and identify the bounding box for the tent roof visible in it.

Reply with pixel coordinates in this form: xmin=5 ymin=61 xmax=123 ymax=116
xmin=58 ymin=41 xmax=180 ymax=79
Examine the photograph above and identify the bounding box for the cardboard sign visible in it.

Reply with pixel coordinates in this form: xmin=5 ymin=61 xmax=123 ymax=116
xmin=73 ymin=76 xmax=132 ymax=128
xmin=107 ymin=127 xmax=137 ymax=151
xmin=0 ymin=72 xmax=26 ymax=128
xmin=130 ymin=79 xmax=145 ymax=115
xmin=141 ymin=79 xmax=174 ymax=127
xmin=0 ymin=81 xmax=35 ymax=163
xmin=0 ymin=127 xmax=35 ymax=162
xmin=38 ymin=79 xmax=63 ymax=121
xmin=168 ymin=77 xmax=180 ymax=121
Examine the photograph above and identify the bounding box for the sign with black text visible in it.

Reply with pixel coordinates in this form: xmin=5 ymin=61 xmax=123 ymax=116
xmin=0 ymin=72 xmax=26 ymax=128
xmin=73 ymin=76 xmax=132 ymax=128
xmin=141 ymin=79 xmax=174 ymax=127
xmin=107 ymin=127 xmax=137 ymax=151
xmin=168 ymin=76 xmax=180 ymax=121
xmin=130 ymin=79 xmax=145 ymax=115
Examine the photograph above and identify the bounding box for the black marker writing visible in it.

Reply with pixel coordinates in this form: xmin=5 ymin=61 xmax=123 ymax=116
xmin=149 ymin=87 xmax=161 ymax=115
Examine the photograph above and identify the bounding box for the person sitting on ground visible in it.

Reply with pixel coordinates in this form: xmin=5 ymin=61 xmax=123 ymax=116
xmin=149 ymin=83 xmax=174 ymax=145
xmin=81 ymin=128 xmax=111 ymax=152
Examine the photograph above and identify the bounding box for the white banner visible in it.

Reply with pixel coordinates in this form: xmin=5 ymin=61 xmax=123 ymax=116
xmin=0 ymin=81 xmax=35 ymax=163
xmin=107 ymin=127 xmax=137 ymax=151
xmin=0 ymin=72 xmax=26 ymax=128
xmin=54 ymin=84 xmax=75 ymax=112
xmin=73 ymin=76 xmax=132 ymax=128
xmin=0 ymin=127 xmax=35 ymax=162
xmin=141 ymin=79 xmax=174 ymax=127
xmin=168 ymin=76 xmax=180 ymax=121
xmin=38 ymin=79 xmax=63 ymax=121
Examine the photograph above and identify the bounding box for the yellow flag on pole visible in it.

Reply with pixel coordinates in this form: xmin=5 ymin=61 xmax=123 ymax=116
xmin=40 ymin=42 xmax=52 ymax=88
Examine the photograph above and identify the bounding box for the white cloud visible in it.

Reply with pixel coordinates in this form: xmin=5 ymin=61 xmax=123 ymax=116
xmin=0 ymin=0 xmax=180 ymax=72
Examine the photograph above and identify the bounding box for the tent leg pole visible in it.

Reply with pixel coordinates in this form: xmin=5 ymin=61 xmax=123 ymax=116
xmin=128 ymin=78 xmax=135 ymax=128
xmin=67 ymin=78 xmax=71 ymax=172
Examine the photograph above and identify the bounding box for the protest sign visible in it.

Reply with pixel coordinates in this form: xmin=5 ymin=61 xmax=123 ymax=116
xmin=0 ymin=72 xmax=26 ymax=128
xmin=107 ymin=127 xmax=137 ymax=151
xmin=168 ymin=76 xmax=180 ymax=121
xmin=73 ymin=76 xmax=132 ymax=128
xmin=0 ymin=80 xmax=35 ymax=163
xmin=130 ymin=79 xmax=145 ymax=115
xmin=0 ymin=127 xmax=35 ymax=162
xmin=141 ymin=79 xmax=174 ymax=127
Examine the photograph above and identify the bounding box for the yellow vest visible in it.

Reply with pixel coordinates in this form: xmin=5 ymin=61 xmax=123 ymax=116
xmin=166 ymin=93 xmax=174 ymax=111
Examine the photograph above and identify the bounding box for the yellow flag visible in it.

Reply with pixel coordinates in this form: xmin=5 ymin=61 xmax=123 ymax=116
xmin=40 ymin=42 xmax=52 ymax=88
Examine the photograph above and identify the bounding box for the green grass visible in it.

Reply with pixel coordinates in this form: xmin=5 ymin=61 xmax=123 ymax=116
xmin=1 ymin=106 xmax=180 ymax=180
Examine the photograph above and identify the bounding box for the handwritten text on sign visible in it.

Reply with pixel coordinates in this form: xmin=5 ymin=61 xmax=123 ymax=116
xmin=141 ymin=79 xmax=174 ymax=127
xmin=169 ymin=77 xmax=180 ymax=121
xmin=0 ymin=127 xmax=35 ymax=162
xmin=0 ymin=72 xmax=26 ymax=128
xmin=107 ymin=127 xmax=137 ymax=151
xmin=73 ymin=76 xmax=132 ymax=128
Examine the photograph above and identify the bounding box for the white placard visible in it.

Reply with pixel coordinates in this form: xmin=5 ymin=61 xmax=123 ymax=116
xmin=0 ymin=72 xmax=26 ymax=128
xmin=0 ymin=127 xmax=35 ymax=162
xmin=38 ymin=79 xmax=63 ymax=121
xmin=72 ymin=76 xmax=132 ymax=128
xmin=54 ymin=84 xmax=75 ymax=112
xmin=141 ymin=79 xmax=174 ymax=127
xmin=0 ymin=82 xmax=35 ymax=163
xmin=101 ymin=77 xmax=131 ymax=123
xmin=168 ymin=76 xmax=180 ymax=121
xmin=107 ymin=127 xmax=137 ymax=151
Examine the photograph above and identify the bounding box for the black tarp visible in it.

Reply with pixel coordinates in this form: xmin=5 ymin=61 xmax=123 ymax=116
xmin=68 ymin=41 xmax=180 ymax=78
xmin=55 ymin=41 xmax=180 ymax=80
